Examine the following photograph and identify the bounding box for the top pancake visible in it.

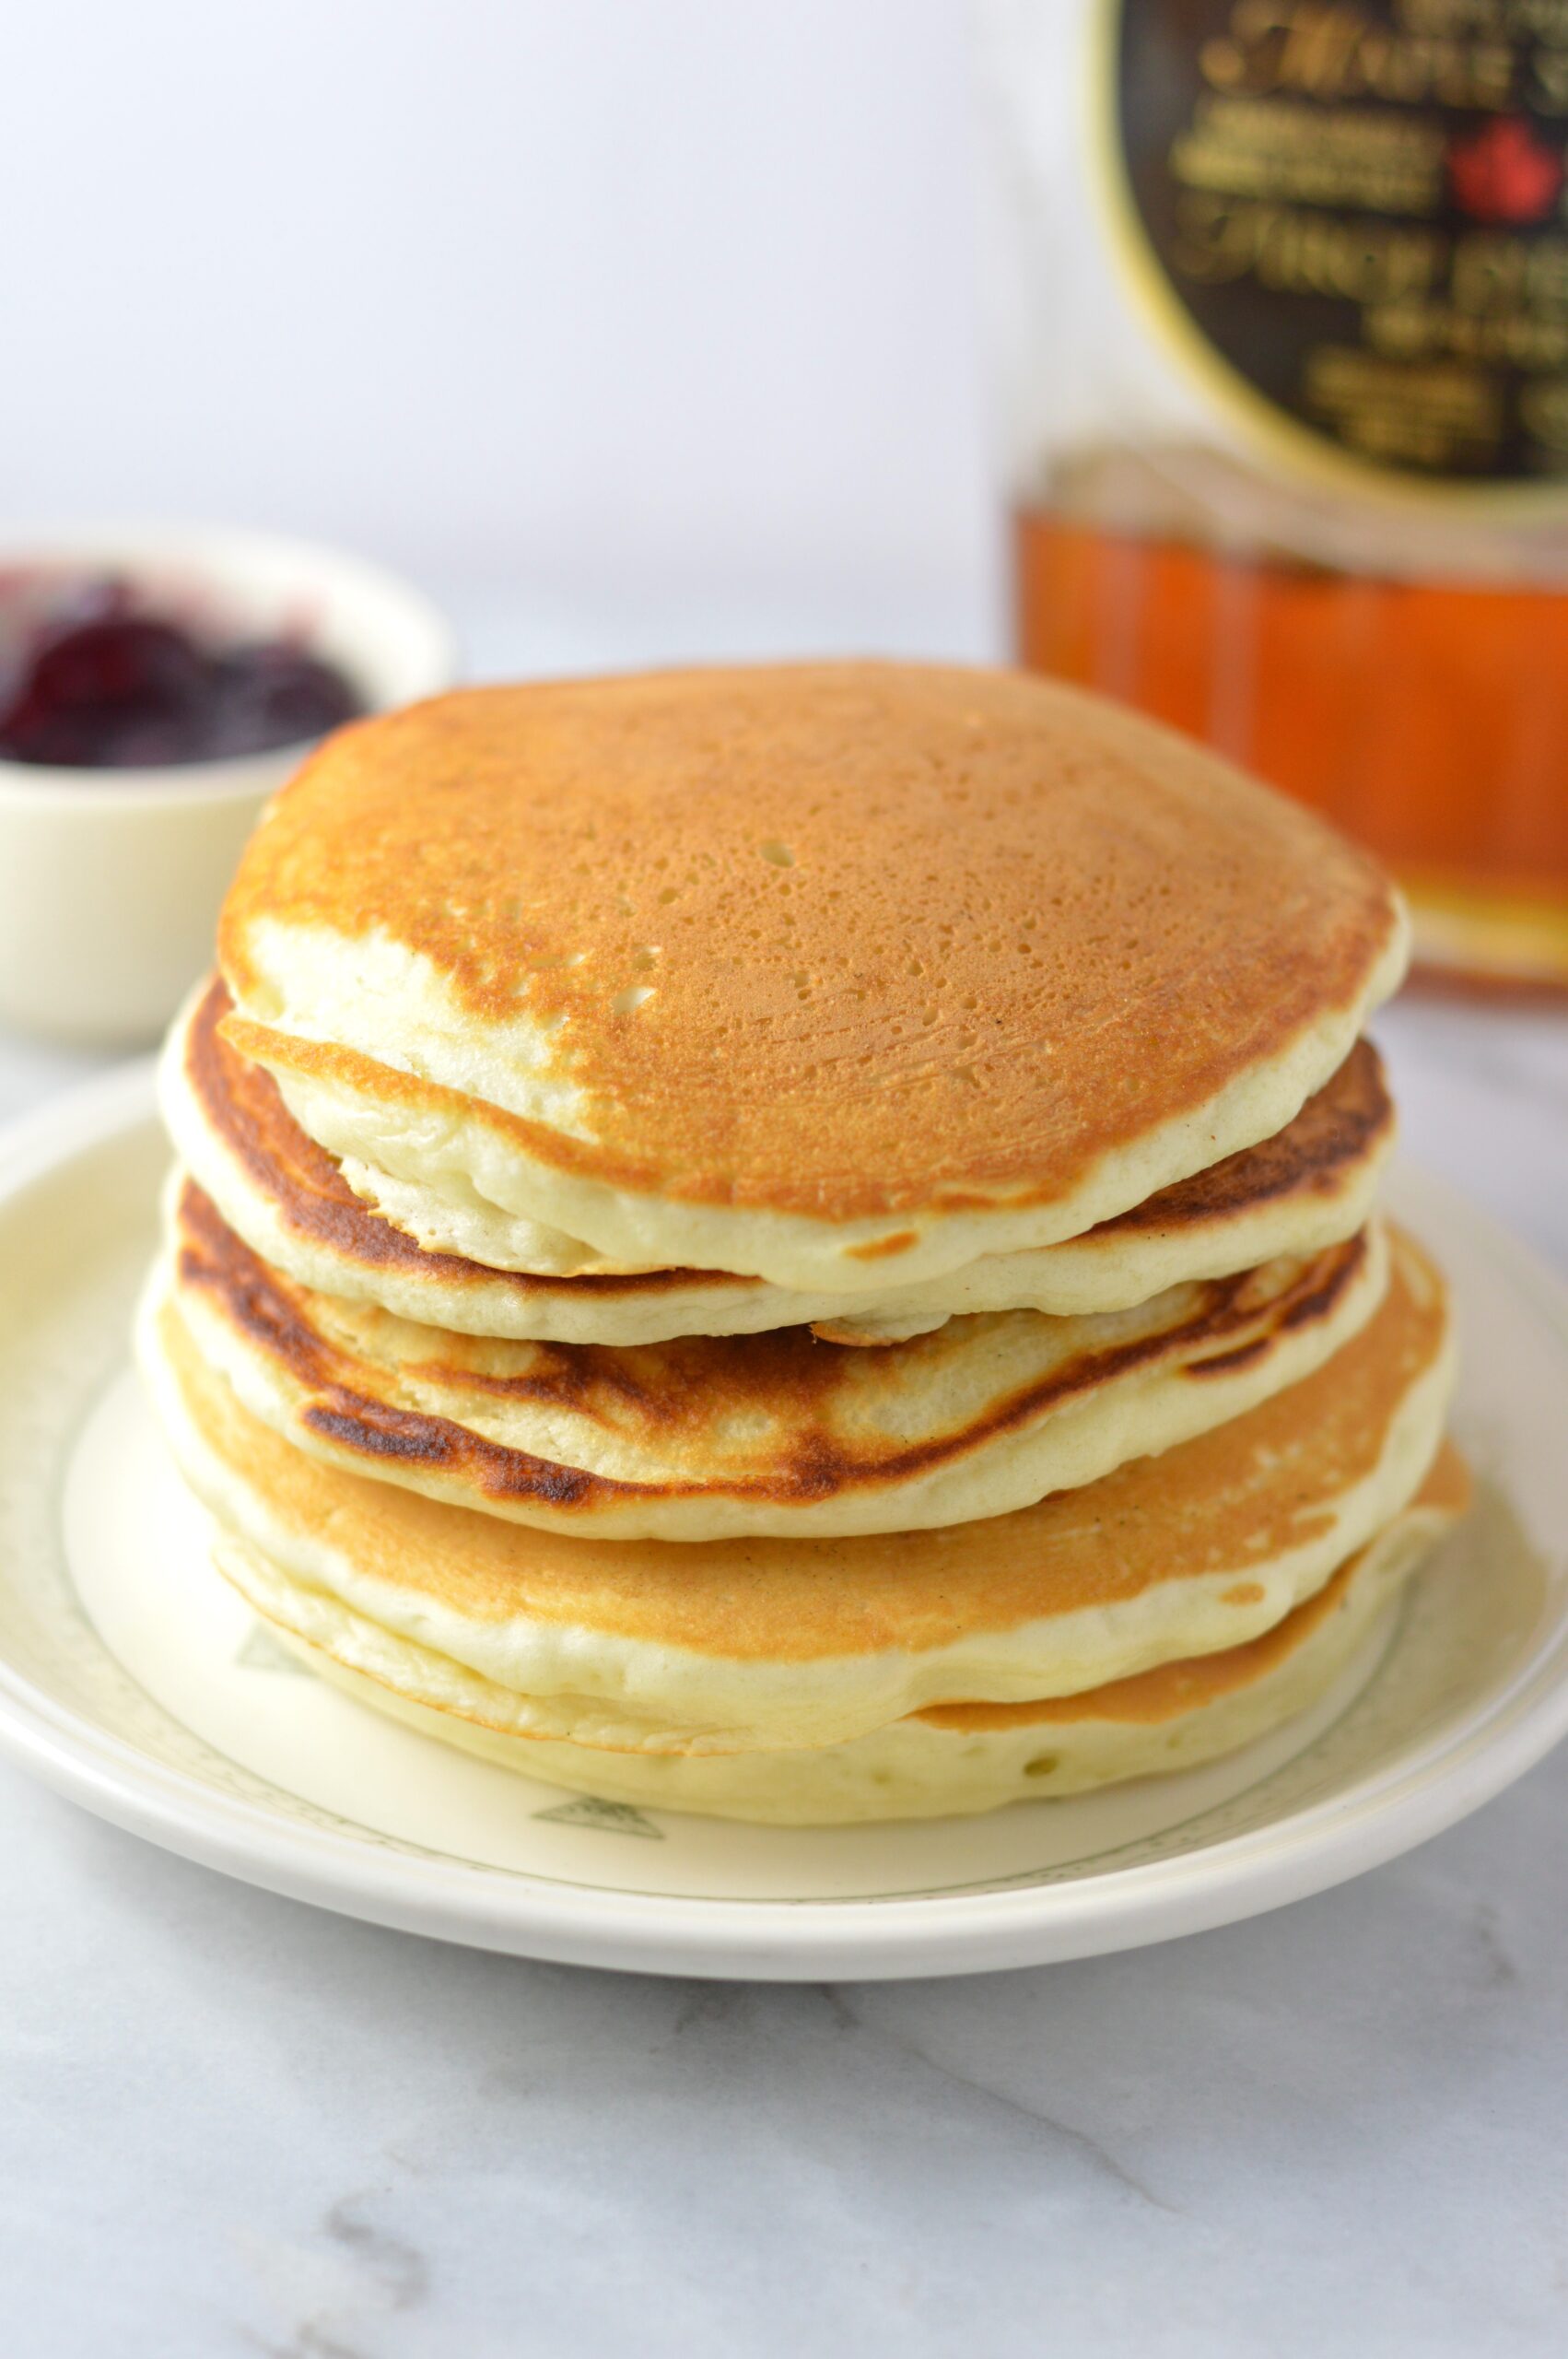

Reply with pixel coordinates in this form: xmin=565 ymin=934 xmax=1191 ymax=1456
xmin=217 ymin=663 xmax=1408 ymax=1293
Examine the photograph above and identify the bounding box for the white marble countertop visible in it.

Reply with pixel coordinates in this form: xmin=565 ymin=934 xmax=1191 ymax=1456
xmin=4 ymin=921 xmax=1568 ymax=2353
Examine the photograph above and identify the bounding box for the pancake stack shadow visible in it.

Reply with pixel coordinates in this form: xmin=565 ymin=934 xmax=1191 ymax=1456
xmin=139 ymin=664 xmax=1466 ymax=1824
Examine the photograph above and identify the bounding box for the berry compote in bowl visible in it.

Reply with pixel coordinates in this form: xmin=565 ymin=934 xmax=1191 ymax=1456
xmin=0 ymin=527 xmax=455 ymax=1046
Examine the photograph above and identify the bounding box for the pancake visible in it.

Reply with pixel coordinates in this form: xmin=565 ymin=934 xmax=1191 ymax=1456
xmin=210 ymin=1452 xmax=1468 ymax=1822
xmin=216 ymin=664 xmax=1408 ymax=1294
xmin=137 ymin=1224 xmax=1455 ymax=1753
xmin=167 ymin=976 xmax=1396 ymax=1344
xmin=159 ymin=1177 xmax=1389 ymax=1541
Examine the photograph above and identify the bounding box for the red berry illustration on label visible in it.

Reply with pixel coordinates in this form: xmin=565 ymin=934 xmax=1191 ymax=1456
xmin=1447 ymin=117 xmax=1564 ymax=227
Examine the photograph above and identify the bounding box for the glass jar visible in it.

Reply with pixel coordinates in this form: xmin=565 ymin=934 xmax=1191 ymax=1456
xmin=978 ymin=0 xmax=1568 ymax=991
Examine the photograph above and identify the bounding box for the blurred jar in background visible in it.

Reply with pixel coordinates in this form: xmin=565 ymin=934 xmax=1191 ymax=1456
xmin=979 ymin=0 xmax=1568 ymax=991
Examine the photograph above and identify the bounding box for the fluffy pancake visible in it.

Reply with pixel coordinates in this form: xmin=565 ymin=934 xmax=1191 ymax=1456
xmin=216 ymin=664 xmax=1408 ymax=1293
xmin=138 ymin=1224 xmax=1455 ymax=1753
xmin=210 ymin=1453 xmax=1468 ymax=1822
xmin=160 ymin=1177 xmax=1388 ymax=1541
xmin=167 ymin=976 xmax=1395 ymax=1344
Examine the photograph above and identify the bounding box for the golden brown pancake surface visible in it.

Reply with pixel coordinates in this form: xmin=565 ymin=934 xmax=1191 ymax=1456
xmin=217 ymin=663 xmax=1403 ymax=1222
xmin=918 ymin=1444 xmax=1470 ymax=1732
xmin=184 ymin=972 xmax=1394 ymax=1306
xmin=169 ymin=1175 xmax=1375 ymax=1522
xmin=185 ymin=977 xmax=717 ymax=1300
xmin=153 ymin=1224 xmax=1449 ymax=1661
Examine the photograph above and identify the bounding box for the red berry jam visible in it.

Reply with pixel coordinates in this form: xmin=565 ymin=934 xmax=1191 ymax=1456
xmin=0 ymin=572 xmax=365 ymax=769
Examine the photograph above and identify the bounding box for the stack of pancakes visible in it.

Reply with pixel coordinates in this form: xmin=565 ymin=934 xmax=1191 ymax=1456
xmin=140 ymin=664 xmax=1465 ymax=1823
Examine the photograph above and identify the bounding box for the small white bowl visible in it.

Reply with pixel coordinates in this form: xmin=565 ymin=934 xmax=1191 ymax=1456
xmin=0 ymin=525 xmax=457 ymax=1047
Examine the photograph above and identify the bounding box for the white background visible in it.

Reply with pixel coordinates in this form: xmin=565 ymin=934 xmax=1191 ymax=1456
xmin=4 ymin=0 xmax=996 ymax=662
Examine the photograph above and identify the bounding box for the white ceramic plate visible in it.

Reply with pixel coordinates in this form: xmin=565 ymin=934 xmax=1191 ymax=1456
xmin=0 ymin=1064 xmax=1562 ymax=1981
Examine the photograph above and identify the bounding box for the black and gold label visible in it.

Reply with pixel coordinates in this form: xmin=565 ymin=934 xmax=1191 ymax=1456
xmin=1099 ymin=1 xmax=1568 ymax=498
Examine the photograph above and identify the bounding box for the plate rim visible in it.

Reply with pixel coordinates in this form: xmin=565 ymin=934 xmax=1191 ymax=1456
xmin=2 ymin=1058 xmax=1566 ymax=1981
